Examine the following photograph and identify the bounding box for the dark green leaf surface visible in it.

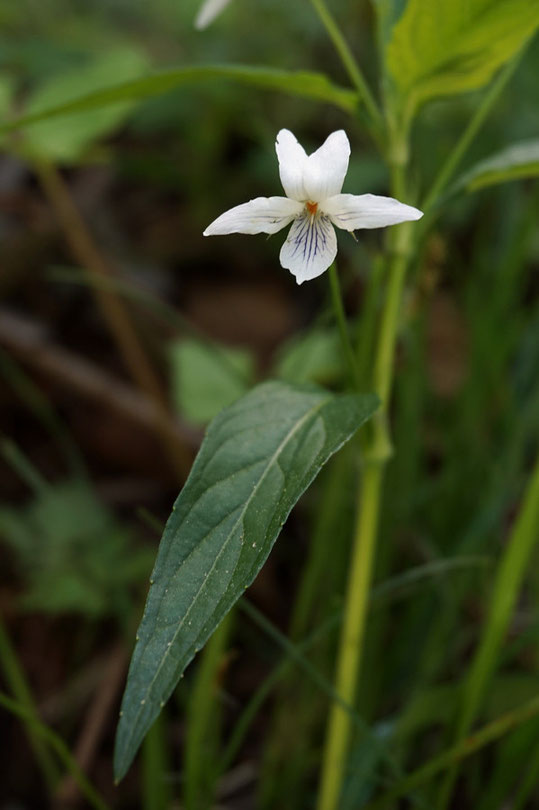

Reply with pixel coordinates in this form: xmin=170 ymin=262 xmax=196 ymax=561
xmin=114 ymin=381 xmax=378 ymax=780
xmin=0 ymin=66 xmax=358 ymax=136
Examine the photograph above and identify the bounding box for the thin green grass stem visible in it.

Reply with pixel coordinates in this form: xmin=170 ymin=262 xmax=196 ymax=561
xmin=328 ymin=263 xmax=360 ymax=390
xmin=1 ymin=437 xmax=49 ymax=495
xmin=222 ymin=557 xmax=488 ymax=778
xmin=355 ymin=255 xmax=384 ymax=385
xmin=437 ymin=454 xmax=539 ymax=809
xmin=513 ymin=732 xmax=539 ymax=810
xmin=289 ymin=452 xmax=351 ymax=640
xmin=239 ymin=599 xmax=361 ymax=726
xmin=0 ymin=349 xmax=86 ymax=478
xmin=0 ymin=617 xmax=59 ymax=789
xmin=183 ymin=613 xmax=233 ymax=810
xmin=364 ymin=695 xmax=539 ymax=810
xmin=308 ymin=0 xmax=383 ymax=138
xmin=0 ymin=691 xmax=110 ymax=810
xmin=141 ymin=711 xmax=172 ymax=810
xmin=421 ymin=53 xmax=523 ymax=220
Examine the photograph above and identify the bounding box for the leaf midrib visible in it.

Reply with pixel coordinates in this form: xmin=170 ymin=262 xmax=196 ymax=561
xmin=118 ymin=395 xmax=330 ymax=763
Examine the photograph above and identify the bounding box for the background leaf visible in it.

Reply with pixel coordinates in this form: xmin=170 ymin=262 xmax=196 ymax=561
xmin=1 ymin=66 xmax=358 ymax=138
xmin=0 ymin=479 xmax=152 ymax=619
xmin=170 ymin=338 xmax=254 ymax=425
xmin=114 ymin=380 xmax=378 ymax=781
xmin=386 ymin=0 xmax=539 ymax=117
xmin=456 ymin=140 xmax=539 ymax=191
xmin=274 ymin=327 xmax=343 ymax=385
xmin=21 ymin=47 xmax=150 ymax=162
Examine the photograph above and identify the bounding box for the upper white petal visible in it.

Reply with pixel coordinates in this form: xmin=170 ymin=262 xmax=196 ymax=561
xmin=275 ymin=129 xmax=308 ymax=201
xmin=195 ymin=0 xmax=232 ymax=29
xmin=203 ymin=196 xmax=302 ymax=236
xmin=279 ymin=213 xmax=337 ymax=284
xmin=303 ymin=130 xmax=350 ymax=203
xmin=321 ymin=193 xmax=423 ymax=230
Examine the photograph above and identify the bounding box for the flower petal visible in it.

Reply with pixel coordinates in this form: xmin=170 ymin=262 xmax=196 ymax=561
xmin=203 ymin=196 xmax=302 ymax=236
xmin=321 ymin=193 xmax=423 ymax=230
xmin=303 ymin=130 xmax=350 ymax=202
xmin=195 ymin=0 xmax=232 ymax=29
xmin=275 ymin=129 xmax=308 ymax=201
xmin=280 ymin=214 xmax=337 ymax=284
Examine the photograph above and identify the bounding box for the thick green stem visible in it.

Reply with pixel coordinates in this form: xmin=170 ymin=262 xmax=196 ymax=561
xmin=316 ymin=462 xmax=384 ymax=810
xmin=437 ymin=453 xmax=539 ymax=809
xmin=317 ymin=142 xmax=413 ymax=807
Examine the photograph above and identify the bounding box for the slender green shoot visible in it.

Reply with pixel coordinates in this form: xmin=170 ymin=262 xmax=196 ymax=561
xmin=141 ymin=711 xmax=172 ymax=810
xmin=437 ymin=454 xmax=539 ymax=809
xmin=364 ymin=695 xmax=539 ymax=810
xmin=0 ymin=617 xmax=59 ymax=789
xmin=308 ymin=0 xmax=383 ymax=137
xmin=0 ymin=692 xmax=110 ymax=810
xmin=183 ymin=614 xmax=233 ymax=810
xmin=328 ymin=263 xmax=361 ymax=390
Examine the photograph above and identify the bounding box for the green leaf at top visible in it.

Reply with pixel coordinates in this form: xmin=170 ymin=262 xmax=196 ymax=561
xmin=114 ymin=380 xmax=378 ymax=781
xmin=456 ymin=140 xmax=539 ymax=192
xmin=386 ymin=0 xmax=539 ymax=118
xmin=21 ymin=47 xmax=150 ymax=163
xmin=0 ymin=66 xmax=358 ymax=140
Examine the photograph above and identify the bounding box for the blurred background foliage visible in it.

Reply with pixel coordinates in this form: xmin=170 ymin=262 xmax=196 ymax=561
xmin=0 ymin=0 xmax=538 ymax=808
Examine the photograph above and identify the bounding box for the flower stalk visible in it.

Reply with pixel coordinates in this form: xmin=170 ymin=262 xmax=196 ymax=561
xmin=317 ymin=137 xmax=414 ymax=810
xmin=327 ymin=263 xmax=360 ymax=390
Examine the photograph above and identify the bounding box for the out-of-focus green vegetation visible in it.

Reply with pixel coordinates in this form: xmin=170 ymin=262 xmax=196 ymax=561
xmin=0 ymin=1 xmax=538 ymax=809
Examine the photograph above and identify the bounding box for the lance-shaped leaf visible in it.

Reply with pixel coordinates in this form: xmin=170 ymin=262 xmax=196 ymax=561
xmin=21 ymin=47 xmax=149 ymax=163
xmin=114 ymin=380 xmax=378 ymax=781
xmin=387 ymin=0 xmax=539 ymax=117
xmin=455 ymin=140 xmax=539 ymax=192
xmin=0 ymin=66 xmax=358 ymax=138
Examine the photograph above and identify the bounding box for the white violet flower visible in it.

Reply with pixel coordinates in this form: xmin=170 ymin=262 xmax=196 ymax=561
xmin=203 ymin=129 xmax=423 ymax=284
xmin=195 ymin=0 xmax=233 ymax=29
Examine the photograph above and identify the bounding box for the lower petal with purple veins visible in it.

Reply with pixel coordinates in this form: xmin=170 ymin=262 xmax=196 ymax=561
xmin=279 ymin=213 xmax=337 ymax=284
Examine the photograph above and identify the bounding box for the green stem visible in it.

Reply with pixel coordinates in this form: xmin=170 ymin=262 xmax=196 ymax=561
xmin=316 ymin=132 xmax=414 ymax=807
xmin=437 ymin=453 xmax=539 ymax=809
xmin=0 ymin=616 xmax=59 ymax=789
xmin=316 ymin=462 xmax=384 ymax=810
xmin=308 ymin=0 xmax=383 ymax=136
xmin=328 ymin=263 xmax=360 ymax=390
xmin=421 ymin=54 xmax=522 ymax=219
xmin=0 ymin=691 xmax=110 ymax=810
xmin=364 ymin=695 xmax=539 ymax=810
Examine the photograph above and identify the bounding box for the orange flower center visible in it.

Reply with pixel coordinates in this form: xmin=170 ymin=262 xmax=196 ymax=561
xmin=306 ymin=201 xmax=318 ymax=215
